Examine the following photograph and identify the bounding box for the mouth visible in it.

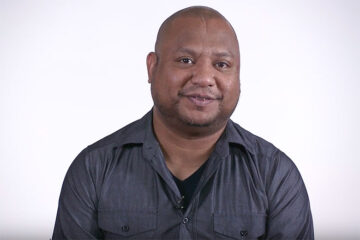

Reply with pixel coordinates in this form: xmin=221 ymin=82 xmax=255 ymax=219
xmin=185 ymin=94 xmax=217 ymax=107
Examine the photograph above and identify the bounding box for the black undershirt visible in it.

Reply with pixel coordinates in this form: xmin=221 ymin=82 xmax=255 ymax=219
xmin=172 ymin=162 xmax=207 ymax=211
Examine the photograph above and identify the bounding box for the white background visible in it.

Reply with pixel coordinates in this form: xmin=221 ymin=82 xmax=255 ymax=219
xmin=1 ymin=0 xmax=359 ymax=239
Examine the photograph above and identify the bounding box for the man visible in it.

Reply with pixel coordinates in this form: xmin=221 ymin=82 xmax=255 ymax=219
xmin=53 ymin=6 xmax=314 ymax=239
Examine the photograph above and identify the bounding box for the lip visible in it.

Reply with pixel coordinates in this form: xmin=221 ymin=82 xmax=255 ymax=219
xmin=185 ymin=94 xmax=216 ymax=107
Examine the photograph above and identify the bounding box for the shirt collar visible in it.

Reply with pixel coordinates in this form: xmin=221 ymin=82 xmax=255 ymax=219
xmin=115 ymin=109 xmax=255 ymax=156
xmin=114 ymin=110 xmax=153 ymax=146
xmin=212 ymin=119 xmax=255 ymax=157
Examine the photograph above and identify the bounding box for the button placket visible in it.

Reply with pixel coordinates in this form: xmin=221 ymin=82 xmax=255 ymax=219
xmin=182 ymin=217 xmax=189 ymax=224
xmin=175 ymin=195 xmax=185 ymax=210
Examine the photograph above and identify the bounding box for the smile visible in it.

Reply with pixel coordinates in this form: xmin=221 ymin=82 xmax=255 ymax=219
xmin=186 ymin=95 xmax=216 ymax=107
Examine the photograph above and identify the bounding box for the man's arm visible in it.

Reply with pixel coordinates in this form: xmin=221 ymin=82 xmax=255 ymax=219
xmin=265 ymin=150 xmax=314 ymax=239
xmin=52 ymin=149 xmax=103 ymax=239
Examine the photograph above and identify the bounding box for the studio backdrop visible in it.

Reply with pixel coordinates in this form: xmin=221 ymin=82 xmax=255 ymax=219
xmin=0 ymin=0 xmax=359 ymax=239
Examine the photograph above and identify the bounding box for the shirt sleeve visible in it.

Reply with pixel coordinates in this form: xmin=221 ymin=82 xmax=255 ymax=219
xmin=265 ymin=150 xmax=314 ymax=239
xmin=52 ymin=149 xmax=103 ymax=239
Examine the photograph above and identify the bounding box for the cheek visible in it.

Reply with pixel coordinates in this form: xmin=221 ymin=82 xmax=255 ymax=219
xmin=221 ymin=78 xmax=240 ymax=99
xmin=153 ymin=69 xmax=186 ymax=102
xmin=161 ymin=68 xmax=190 ymax=92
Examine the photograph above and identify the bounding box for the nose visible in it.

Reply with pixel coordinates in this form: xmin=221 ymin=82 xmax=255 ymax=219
xmin=191 ymin=60 xmax=215 ymax=87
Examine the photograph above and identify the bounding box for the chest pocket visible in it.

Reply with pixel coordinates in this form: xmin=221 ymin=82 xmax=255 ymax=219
xmin=213 ymin=214 xmax=266 ymax=240
xmin=98 ymin=210 xmax=157 ymax=239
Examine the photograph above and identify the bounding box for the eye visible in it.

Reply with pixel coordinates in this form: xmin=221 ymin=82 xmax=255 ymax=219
xmin=215 ymin=61 xmax=230 ymax=69
xmin=179 ymin=57 xmax=194 ymax=64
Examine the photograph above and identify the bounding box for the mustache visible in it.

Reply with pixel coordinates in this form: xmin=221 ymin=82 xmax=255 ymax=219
xmin=178 ymin=87 xmax=222 ymax=100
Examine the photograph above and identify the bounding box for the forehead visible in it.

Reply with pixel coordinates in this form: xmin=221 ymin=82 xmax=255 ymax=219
xmin=159 ymin=16 xmax=239 ymax=56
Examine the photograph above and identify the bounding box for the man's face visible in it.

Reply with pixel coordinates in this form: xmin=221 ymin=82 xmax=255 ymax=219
xmin=148 ymin=16 xmax=240 ymax=129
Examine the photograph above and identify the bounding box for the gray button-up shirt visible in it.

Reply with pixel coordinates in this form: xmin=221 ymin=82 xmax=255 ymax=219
xmin=53 ymin=110 xmax=314 ymax=239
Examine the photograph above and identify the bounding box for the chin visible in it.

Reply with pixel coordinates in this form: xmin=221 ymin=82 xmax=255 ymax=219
xmin=179 ymin=113 xmax=220 ymax=128
xmin=184 ymin=120 xmax=212 ymax=127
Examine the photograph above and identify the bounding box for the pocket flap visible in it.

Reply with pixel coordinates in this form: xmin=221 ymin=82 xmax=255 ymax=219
xmin=214 ymin=213 xmax=266 ymax=239
xmin=98 ymin=210 xmax=156 ymax=237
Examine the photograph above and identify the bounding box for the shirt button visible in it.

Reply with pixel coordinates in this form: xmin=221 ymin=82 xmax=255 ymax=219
xmin=121 ymin=225 xmax=130 ymax=232
xmin=240 ymin=230 xmax=248 ymax=236
xmin=177 ymin=195 xmax=185 ymax=204
xmin=182 ymin=217 xmax=189 ymax=224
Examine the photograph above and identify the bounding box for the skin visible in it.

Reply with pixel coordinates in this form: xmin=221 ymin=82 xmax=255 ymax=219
xmin=146 ymin=7 xmax=241 ymax=180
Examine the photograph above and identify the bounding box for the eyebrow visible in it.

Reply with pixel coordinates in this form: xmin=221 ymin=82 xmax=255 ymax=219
xmin=214 ymin=51 xmax=234 ymax=58
xmin=175 ymin=47 xmax=197 ymax=56
xmin=175 ymin=47 xmax=234 ymax=58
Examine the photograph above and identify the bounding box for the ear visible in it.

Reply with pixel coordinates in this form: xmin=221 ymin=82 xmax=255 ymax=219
xmin=146 ymin=52 xmax=157 ymax=83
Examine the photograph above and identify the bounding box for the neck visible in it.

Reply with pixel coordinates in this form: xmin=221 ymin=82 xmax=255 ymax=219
xmin=152 ymin=108 xmax=227 ymax=180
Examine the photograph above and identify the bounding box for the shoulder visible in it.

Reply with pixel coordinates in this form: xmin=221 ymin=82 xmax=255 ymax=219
xmin=227 ymin=120 xmax=278 ymax=157
xmin=228 ymin=120 xmax=306 ymax=199
xmin=67 ymin=112 xmax=151 ymax=175
xmin=87 ymin=112 xmax=149 ymax=152
xmin=228 ymin=120 xmax=297 ymax=176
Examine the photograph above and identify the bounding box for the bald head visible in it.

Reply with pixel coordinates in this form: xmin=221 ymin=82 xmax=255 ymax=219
xmin=155 ymin=6 xmax=239 ymax=54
